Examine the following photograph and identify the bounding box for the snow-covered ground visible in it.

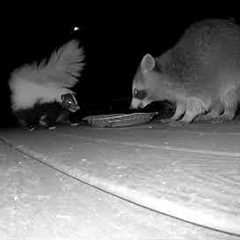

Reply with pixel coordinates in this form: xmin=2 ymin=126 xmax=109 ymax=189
xmin=0 ymin=121 xmax=240 ymax=239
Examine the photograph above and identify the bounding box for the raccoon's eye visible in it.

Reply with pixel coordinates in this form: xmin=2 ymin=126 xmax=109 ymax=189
xmin=133 ymin=88 xmax=147 ymax=100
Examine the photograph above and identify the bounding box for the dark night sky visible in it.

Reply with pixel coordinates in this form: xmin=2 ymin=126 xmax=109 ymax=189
xmin=2 ymin=10 xmax=239 ymax=127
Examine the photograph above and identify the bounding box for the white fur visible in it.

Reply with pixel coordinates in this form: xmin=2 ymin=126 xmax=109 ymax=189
xmin=130 ymin=97 xmax=151 ymax=109
xmin=9 ymin=40 xmax=84 ymax=111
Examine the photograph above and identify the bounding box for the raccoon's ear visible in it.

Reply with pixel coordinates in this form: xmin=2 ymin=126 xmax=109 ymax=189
xmin=141 ymin=54 xmax=155 ymax=73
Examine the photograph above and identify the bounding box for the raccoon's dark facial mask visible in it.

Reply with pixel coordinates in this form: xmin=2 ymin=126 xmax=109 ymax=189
xmin=130 ymin=88 xmax=151 ymax=109
xmin=61 ymin=93 xmax=80 ymax=112
xmin=133 ymin=88 xmax=147 ymax=100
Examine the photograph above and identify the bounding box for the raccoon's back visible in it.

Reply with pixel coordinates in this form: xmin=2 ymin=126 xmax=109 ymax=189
xmin=157 ymin=19 xmax=240 ymax=95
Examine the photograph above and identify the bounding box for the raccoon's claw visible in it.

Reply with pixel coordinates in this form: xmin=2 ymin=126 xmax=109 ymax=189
xmin=159 ymin=118 xmax=172 ymax=124
xmin=208 ymin=116 xmax=234 ymax=124
xmin=160 ymin=118 xmax=187 ymax=127
xmin=194 ymin=111 xmax=235 ymax=123
xmin=169 ymin=120 xmax=188 ymax=127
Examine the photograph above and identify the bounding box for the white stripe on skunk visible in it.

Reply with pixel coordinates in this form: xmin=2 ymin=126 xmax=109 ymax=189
xmin=9 ymin=40 xmax=84 ymax=112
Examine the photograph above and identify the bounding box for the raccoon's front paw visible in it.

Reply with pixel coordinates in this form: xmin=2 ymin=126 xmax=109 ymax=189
xmin=194 ymin=112 xmax=235 ymax=124
xmin=159 ymin=118 xmax=171 ymax=124
xmin=208 ymin=116 xmax=233 ymax=124
xmin=169 ymin=120 xmax=188 ymax=127
xmin=160 ymin=118 xmax=186 ymax=127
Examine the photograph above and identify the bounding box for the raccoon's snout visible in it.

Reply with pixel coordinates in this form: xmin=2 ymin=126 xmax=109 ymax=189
xmin=130 ymin=98 xmax=145 ymax=109
xmin=130 ymin=97 xmax=153 ymax=109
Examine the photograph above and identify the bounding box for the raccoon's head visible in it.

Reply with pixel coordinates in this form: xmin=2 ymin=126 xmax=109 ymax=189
xmin=130 ymin=54 xmax=158 ymax=109
xmin=60 ymin=93 xmax=80 ymax=112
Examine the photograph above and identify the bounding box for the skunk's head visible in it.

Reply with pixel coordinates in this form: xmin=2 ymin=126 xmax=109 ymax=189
xmin=60 ymin=93 xmax=80 ymax=112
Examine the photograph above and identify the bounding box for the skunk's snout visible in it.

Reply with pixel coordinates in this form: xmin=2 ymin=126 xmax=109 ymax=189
xmin=68 ymin=104 xmax=80 ymax=112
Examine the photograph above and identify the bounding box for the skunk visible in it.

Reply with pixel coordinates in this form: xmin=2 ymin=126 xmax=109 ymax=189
xmin=9 ymin=40 xmax=84 ymax=130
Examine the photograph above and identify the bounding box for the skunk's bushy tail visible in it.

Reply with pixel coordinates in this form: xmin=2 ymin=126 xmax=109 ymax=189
xmin=9 ymin=40 xmax=84 ymax=111
xmin=10 ymin=40 xmax=84 ymax=88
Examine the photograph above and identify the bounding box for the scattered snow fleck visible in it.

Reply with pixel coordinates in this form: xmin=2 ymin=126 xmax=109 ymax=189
xmin=56 ymin=214 xmax=72 ymax=221
xmin=81 ymin=158 xmax=87 ymax=162
xmin=116 ymin=165 xmax=127 ymax=169
xmin=14 ymin=195 xmax=19 ymax=201
xmin=37 ymin=195 xmax=51 ymax=200
xmin=173 ymin=168 xmax=181 ymax=172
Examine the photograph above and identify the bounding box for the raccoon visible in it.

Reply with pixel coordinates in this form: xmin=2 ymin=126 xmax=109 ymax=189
xmin=130 ymin=19 xmax=240 ymax=123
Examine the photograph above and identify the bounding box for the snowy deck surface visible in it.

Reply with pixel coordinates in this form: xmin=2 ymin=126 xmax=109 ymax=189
xmin=0 ymin=121 xmax=240 ymax=239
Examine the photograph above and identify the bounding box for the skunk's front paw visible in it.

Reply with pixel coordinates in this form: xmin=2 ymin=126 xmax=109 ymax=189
xmin=48 ymin=126 xmax=56 ymax=130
